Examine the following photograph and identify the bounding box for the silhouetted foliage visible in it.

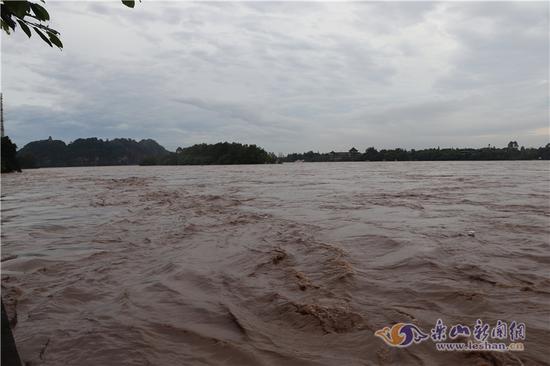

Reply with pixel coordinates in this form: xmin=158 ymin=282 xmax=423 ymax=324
xmin=144 ymin=142 xmax=277 ymax=166
xmin=1 ymin=0 xmax=62 ymax=48
xmin=1 ymin=136 xmax=21 ymax=173
xmin=1 ymin=0 xmax=136 ymax=49
xmin=17 ymin=137 xmax=168 ymax=168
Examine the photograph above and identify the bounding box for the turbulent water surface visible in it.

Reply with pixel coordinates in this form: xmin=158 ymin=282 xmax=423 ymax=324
xmin=1 ymin=162 xmax=549 ymax=365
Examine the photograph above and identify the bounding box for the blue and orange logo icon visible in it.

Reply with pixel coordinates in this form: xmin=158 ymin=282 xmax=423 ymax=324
xmin=375 ymin=323 xmax=429 ymax=347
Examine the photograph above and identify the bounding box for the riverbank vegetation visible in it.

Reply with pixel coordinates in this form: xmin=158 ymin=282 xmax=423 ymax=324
xmin=282 ymin=142 xmax=550 ymax=162
xmin=1 ymin=137 xmax=21 ymax=173
xmin=141 ymin=142 xmax=277 ymax=165
xmin=5 ymin=138 xmax=549 ymax=171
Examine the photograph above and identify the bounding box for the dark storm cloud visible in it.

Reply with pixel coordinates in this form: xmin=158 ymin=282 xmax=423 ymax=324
xmin=2 ymin=1 xmax=548 ymax=152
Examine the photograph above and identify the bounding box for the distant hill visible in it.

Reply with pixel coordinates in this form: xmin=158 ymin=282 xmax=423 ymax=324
xmin=17 ymin=137 xmax=169 ymax=168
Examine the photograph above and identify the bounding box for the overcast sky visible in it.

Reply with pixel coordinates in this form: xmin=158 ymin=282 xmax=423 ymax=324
xmin=2 ymin=1 xmax=548 ymax=153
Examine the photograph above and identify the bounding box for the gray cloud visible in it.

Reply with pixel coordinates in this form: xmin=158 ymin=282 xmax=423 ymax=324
xmin=2 ymin=1 xmax=548 ymax=153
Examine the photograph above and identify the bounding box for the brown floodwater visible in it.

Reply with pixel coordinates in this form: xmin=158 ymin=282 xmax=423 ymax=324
xmin=1 ymin=162 xmax=549 ymax=365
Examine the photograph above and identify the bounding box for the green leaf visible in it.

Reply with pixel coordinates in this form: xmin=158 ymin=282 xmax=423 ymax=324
xmin=43 ymin=26 xmax=59 ymax=35
xmin=34 ymin=27 xmax=52 ymax=47
xmin=1 ymin=20 xmax=12 ymax=34
xmin=4 ymin=1 xmax=31 ymax=19
xmin=30 ymin=2 xmax=50 ymax=21
xmin=16 ymin=19 xmax=32 ymax=38
xmin=1 ymin=10 xmax=17 ymax=30
xmin=47 ymin=31 xmax=62 ymax=49
xmin=122 ymin=1 xmax=135 ymax=8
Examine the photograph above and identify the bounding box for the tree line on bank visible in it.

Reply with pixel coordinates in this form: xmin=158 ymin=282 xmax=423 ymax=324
xmin=1 ymin=137 xmax=21 ymax=173
xmin=3 ymin=138 xmax=276 ymax=171
xmin=282 ymin=142 xmax=550 ymax=162
xmin=2 ymin=138 xmax=549 ymax=173
xmin=142 ymin=142 xmax=277 ymax=165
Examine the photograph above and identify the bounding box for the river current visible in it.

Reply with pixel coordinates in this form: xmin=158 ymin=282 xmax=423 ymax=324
xmin=1 ymin=162 xmax=549 ymax=365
